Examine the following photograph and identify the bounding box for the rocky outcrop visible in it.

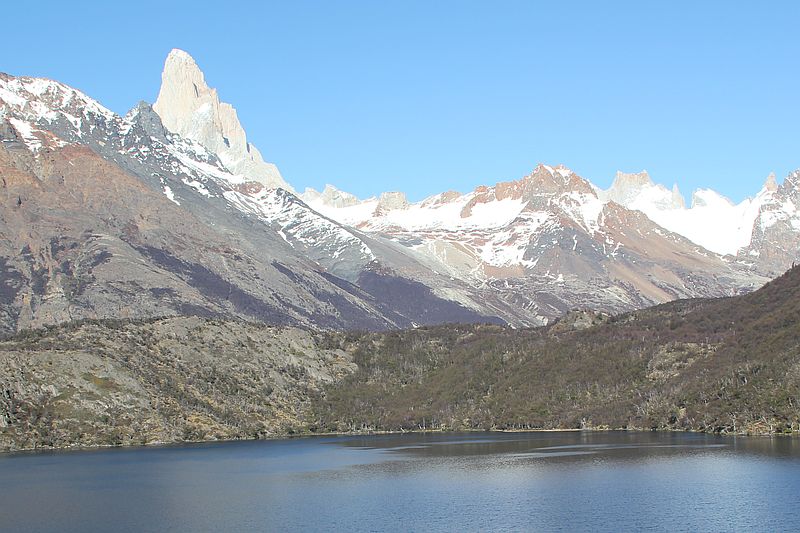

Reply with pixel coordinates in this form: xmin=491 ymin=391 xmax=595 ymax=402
xmin=603 ymin=170 xmax=685 ymax=210
xmin=301 ymin=184 xmax=361 ymax=208
xmin=740 ymin=170 xmax=800 ymax=276
xmin=375 ymin=191 xmax=409 ymax=214
xmin=0 ymin=317 xmax=357 ymax=450
xmin=152 ymin=49 xmax=290 ymax=191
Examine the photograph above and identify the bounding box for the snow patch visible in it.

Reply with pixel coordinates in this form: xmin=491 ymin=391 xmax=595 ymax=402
xmin=163 ymin=185 xmax=180 ymax=205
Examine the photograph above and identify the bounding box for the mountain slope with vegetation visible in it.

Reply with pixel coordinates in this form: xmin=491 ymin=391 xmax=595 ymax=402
xmin=0 ymin=317 xmax=354 ymax=450
xmin=313 ymin=265 xmax=800 ymax=435
xmin=2 ymin=266 xmax=799 ymax=451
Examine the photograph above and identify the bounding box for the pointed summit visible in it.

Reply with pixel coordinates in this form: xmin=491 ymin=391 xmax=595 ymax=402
xmin=153 ymin=49 xmax=292 ymax=191
xmin=671 ymin=183 xmax=686 ymax=209
xmin=301 ymin=184 xmax=361 ymax=208
xmin=763 ymin=172 xmax=778 ymax=192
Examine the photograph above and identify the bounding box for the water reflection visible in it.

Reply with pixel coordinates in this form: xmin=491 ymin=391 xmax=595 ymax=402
xmin=1 ymin=432 xmax=798 ymax=532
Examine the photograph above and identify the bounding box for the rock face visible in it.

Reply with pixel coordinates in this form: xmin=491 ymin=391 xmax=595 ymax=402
xmin=0 ymin=317 xmax=358 ymax=450
xmin=741 ymin=170 xmax=800 ymax=276
xmin=602 ymin=170 xmax=685 ymax=211
xmin=1 ymin=49 xmax=799 ymax=332
xmin=301 ymin=184 xmax=361 ymax=208
xmin=153 ymin=49 xmax=290 ymax=191
xmin=0 ymin=71 xmax=501 ymax=334
xmin=306 ymin=164 xmax=767 ymax=323
xmin=598 ymin=169 xmax=800 ymax=263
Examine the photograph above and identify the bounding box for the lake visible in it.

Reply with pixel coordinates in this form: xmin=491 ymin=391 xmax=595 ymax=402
xmin=1 ymin=431 xmax=799 ymax=532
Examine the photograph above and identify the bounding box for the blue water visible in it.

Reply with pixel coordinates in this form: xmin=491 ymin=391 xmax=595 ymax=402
xmin=1 ymin=431 xmax=799 ymax=532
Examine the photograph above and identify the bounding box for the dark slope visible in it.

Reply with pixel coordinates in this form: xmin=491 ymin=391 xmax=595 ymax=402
xmin=313 ymin=266 xmax=800 ymax=434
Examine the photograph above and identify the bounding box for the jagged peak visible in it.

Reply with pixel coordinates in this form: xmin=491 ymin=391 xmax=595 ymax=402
xmin=152 ymin=49 xmax=292 ymax=192
xmin=0 ymin=73 xmax=116 ymax=122
xmin=783 ymin=169 xmax=800 ymax=190
xmin=533 ymin=162 xmax=574 ymax=179
xmin=377 ymin=191 xmax=409 ymax=211
xmin=124 ymin=101 xmax=169 ymax=142
xmin=166 ymin=48 xmax=196 ymax=64
xmin=602 ymin=170 xmax=687 ymax=211
xmin=612 ymin=170 xmax=653 ymax=190
xmin=763 ymin=172 xmax=778 ymax=192
xmin=671 ymin=183 xmax=686 ymax=209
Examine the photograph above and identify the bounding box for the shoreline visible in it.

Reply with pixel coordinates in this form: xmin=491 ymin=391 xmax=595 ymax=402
xmin=3 ymin=425 xmax=797 ymax=456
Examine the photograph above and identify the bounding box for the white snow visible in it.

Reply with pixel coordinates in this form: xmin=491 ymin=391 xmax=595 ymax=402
xmin=603 ymin=178 xmax=778 ymax=255
xmin=224 ymin=189 xmax=374 ymax=260
xmin=163 ymin=185 xmax=180 ymax=205
xmin=182 ymin=177 xmax=212 ymax=197
xmin=8 ymin=118 xmax=43 ymax=152
xmin=307 ymin=190 xmax=527 ymax=232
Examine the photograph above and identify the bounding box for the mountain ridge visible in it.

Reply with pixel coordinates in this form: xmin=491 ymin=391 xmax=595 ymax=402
xmin=0 ymin=49 xmax=797 ymax=332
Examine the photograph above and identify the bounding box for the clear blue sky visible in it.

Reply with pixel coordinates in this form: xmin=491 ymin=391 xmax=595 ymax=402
xmin=3 ymin=1 xmax=798 ymax=202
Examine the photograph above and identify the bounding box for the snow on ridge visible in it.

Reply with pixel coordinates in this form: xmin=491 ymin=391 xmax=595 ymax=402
xmin=598 ymin=171 xmax=795 ymax=256
xmin=307 ymin=189 xmax=527 ymax=232
xmin=0 ymin=75 xmax=116 ymax=122
xmin=223 ymin=188 xmax=374 ymax=260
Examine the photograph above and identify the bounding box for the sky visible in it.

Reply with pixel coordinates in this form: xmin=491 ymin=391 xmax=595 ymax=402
xmin=3 ymin=1 xmax=798 ymax=202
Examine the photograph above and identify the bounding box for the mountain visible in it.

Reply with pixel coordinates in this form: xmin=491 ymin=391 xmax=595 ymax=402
xmin=152 ymin=49 xmax=290 ymax=191
xmin=599 ymin=169 xmax=767 ymax=257
xmin=597 ymin=169 xmax=800 ymax=276
xmin=0 ymin=72 xmax=500 ymax=334
xmin=1 ymin=49 xmax=797 ymax=333
xmin=303 ymin=164 xmax=767 ymax=322
xmin=3 ymin=264 xmax=800 ymax=450
xmin=740 ymin=171 xmax=800 ymax=276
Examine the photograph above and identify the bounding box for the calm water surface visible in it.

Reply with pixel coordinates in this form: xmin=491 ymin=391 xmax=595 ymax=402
xmin=1 ymin=431 xmax=799 ymax=532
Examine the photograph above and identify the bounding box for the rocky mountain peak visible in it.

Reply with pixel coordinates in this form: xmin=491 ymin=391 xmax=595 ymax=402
xmin=763 ymin=172 xmax=778 ymax=193
xmin=615 ymin=170 xmax=653 ymax=188
xmin=604 ymin=170 xmax=684 ymax=211
xmin=376 ymin=191 xmax=409 ymax=213
xmin=302 ymin=184 xmax=361 ymax=208
xmin=124 ymin=101 xmax=168 ymax=142
xmin=0 ymin=73 xmax=116 ymax=123
xmin=671 ymin=183 xmax=686 ymax=209
xmin=152 ymin=49 xmax=292 ymax=192
xmin=607 ymin=170 xmax=653 ymax=201
xmin=491 ymin=164 xmax=593 ymax=201
xmin=783 ymin=170 xmax=800 ymax=192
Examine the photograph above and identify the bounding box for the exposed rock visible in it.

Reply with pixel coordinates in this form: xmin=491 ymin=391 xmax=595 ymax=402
xmin=763 ymin=172 xmax=778 ymax=192
xmin=301 ymin=184 xmax=361 ymax=208
xmin=152 ymin=49 xmax=290 ymax=191
xmin=375 ymin=191 xmax=409 ymax=214
xmin=604 ymin=170 xmax=684 ymax=210
xmin=0 ymin=317 xmax=357 ymax=450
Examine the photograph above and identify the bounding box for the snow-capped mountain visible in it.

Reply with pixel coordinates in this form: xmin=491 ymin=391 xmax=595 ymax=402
xmin=741 ymin=170 xmax=800 ymax=276
xmin=303 ymin=163 xmax=768 ymax=320
xmin=153 ymin=49 xmax=290 ymax=191
xmin=0 ymin=70 xmax=501 ymax=333
xmin=598 ymin=170 xmax=778 ymax=257
xmin=310 ymin=166 xmax=800 ymax=284
xmin=0 ymin=49 xmax=796 ymax=333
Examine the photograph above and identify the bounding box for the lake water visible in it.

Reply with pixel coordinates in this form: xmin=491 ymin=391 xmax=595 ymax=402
xmin=1 ymin=431 xmax=799 ymax=532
